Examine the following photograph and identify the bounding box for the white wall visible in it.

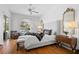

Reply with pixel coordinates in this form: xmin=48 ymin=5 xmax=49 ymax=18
xmin=0 ymin=6 xmax=11 ymax=44
xmin=44 ymin=21 xmax=57 ymax=34
xmin=0 ymin=14 xmax=4 ymax=44
xmin=11 ymin=12 xmax=42 ymax=33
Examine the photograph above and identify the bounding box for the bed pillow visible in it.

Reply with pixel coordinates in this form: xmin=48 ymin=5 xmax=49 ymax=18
xmin=41 ymin=34 xmax=56 ymax=42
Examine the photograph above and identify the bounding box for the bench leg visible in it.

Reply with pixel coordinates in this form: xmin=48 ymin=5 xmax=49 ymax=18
xmin=17 ymin=43 xmax=19 ymax=50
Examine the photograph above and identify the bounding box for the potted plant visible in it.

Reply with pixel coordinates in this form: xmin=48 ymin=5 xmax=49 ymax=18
xmin=63 ymin=31 xmax=68 ymax=36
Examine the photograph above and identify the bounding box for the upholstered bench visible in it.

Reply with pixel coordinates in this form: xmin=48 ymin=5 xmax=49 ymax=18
xmin=17 ymin=36 xmax=25 ymax=50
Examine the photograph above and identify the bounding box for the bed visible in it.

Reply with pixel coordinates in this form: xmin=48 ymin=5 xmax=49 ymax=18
xmin=17 ymin=34 xmax=56 ymax=50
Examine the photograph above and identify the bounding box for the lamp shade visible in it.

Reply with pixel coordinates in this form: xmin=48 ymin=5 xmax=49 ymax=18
xmin=37 ymin=25 xmax=43 ymax=29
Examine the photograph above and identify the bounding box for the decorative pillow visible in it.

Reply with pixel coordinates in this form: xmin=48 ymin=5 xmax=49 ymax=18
xmin=43 ymin=29 xmax=52 ymax=35
xmin=41 ymin=34 xmax=56 ymax=42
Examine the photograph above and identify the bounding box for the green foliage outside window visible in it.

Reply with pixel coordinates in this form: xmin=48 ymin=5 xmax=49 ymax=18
xmin=4 ymin=15 xmax=9 ymax=32
xmin=20 ymin=21 xmax=30 ymax=31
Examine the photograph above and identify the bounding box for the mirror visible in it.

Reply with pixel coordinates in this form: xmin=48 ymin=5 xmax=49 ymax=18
xmin=62 ymin=8 xmax=75 ymax=35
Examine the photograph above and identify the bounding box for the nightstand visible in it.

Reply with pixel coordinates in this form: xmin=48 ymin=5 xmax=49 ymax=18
xmin=11 ymin=31 xmax=20 ymax=39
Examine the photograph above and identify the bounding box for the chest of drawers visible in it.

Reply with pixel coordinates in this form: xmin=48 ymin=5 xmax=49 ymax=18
xmin=56 ymin=35 xmax=77 ymax=52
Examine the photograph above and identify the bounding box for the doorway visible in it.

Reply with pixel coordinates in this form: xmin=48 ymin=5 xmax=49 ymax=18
xmin=3 ymin=15 xmax=9 ymax=41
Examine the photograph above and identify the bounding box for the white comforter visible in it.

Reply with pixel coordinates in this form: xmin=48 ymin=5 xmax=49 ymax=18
xmin=17 ymin=34 xmax=56 ymax=50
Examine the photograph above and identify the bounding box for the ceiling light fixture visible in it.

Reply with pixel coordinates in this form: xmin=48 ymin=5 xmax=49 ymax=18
xmin=28 ymin=4 xmax=39 ymax=15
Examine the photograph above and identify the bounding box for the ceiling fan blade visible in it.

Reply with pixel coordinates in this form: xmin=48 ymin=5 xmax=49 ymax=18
xmin=32 ymin=11 xmax=39 ymax=13
xmin=28 ymin=4 xmax=39 ymax=14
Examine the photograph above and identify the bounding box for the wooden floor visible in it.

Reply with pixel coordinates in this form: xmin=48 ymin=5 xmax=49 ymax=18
xmin=0 ymin=39 xmax=78 ymax=54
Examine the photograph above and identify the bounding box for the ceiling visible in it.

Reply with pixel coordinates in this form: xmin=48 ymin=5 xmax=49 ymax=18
xmin=0 ymin=4 xmax=79 ymax=23
xmin=0 ymin=4 xmax=79 ymax=15
xmin=0 ymin=4 xmax=49 ymax=15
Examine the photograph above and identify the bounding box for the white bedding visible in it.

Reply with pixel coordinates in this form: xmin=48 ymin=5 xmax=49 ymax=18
xmin=41 ymin=34 xmax=56 ymax=42
xmin=17 ymin=34 xmax=56 ymax=50
xmin=24 ymin=35 xmax=39 ymax=47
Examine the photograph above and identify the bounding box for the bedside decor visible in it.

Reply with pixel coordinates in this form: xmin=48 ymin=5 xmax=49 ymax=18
xmin=37 ymin=20 xmax=44 ymax=34
xmin=37 ymin=25 xmax=43 ymax=33
xmin=63 ymin=31 xmax=68 ymax=36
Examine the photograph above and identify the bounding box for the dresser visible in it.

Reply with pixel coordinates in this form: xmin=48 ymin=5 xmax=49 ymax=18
xmin=56 ymin=35 xmax=77 ymax=52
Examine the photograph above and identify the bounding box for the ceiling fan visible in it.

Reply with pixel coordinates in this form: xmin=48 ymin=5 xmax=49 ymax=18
xmin=28 ymin=4 xmax=39 ymax=15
